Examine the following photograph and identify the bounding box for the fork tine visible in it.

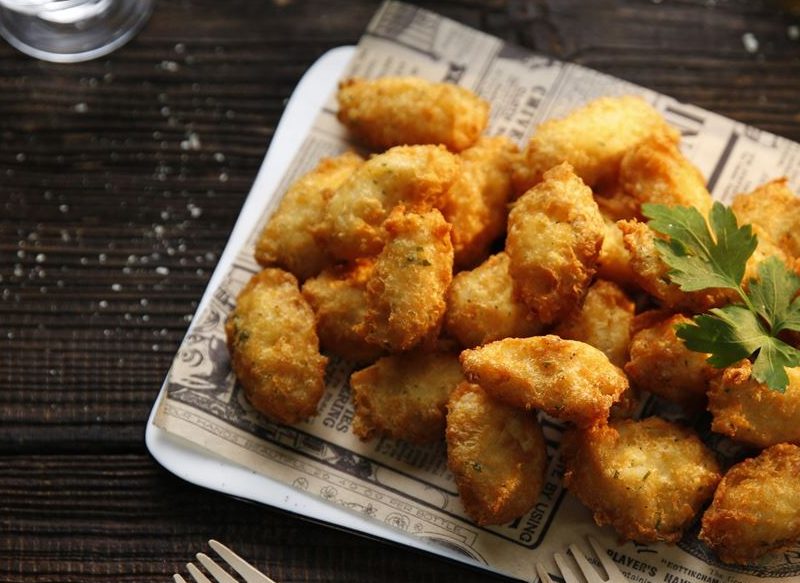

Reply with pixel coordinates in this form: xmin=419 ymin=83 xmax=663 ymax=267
xmin=208 ymin=540 xmax=277 ymax=583
xmin=196 ymin=553 xmax=238 ymax=583
xmin=174 ymin=575 xmax=189 ymax=583
xmin=553 ymin=552 xmax=581 ymax=583
xmin=535 ymin=562 xmax=557 ymax=583
xmin=587 ymin=537 xmax=626 ymax=582
xmin=568 ymin=544 xmax=603 ymax=583
xmin=186 ymin=562 xmax=214 ymax=583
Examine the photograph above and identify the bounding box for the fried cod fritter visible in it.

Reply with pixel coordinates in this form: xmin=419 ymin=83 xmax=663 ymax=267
xmin=324 ymin=144 xmax=460 ymax=260
xmin=360 ymin=207 xmax=454 ymax=352
xmin=596 ymin=216 xmax=637 ymax=287
xmin=619 ymin=218 xmax=732 ymax=313
xmin=350 ymin=349 xmax=464 ymax=443
xmin=443 ymin=136 xmax=518 ymax=269
xmin=617 ymin=135 xmax=713 ymax=219
xmin=226 ymin=269 xmax=328 ymax=425
xmin=552 ymin=279 xmax=635 ymax=368
xmin=624 ymin=313 xmax=716 ymax=411
xmin=444 ymin=252 xmax=542 ymax=348
xmin=731 ymin=178 xmax=800 ymax=260
xmin=512 ymin=95 xmax=679 ymax=193
xmin=336 ymin=76 xmax=489 ymax=152
xmin=707 ymin=360 xmax=800 ymax=448
xmin=563 ymin=417 xmax=721 ymax=543
xmin=460 ymin=335 xmax=629 ymax=427
xmin=506 ymin=162 xmax=605 ymax=325
xmin=700 ymin=443 xmax=800 ymax=564
xmin=301 ymin=260 xmax=383 ymax=363
xmin=446 ymin=382 xmax=547 ymax=525
xmin=254 ymin=151 xmax=363 ymax=280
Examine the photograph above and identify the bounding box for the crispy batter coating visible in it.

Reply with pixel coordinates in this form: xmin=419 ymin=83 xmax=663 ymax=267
xmin=254 ymin=151 xmax=363 ymax=280
xmin=625 ymin=313 xmax=716 ymax=411
xmin=619 ymin=219 xmax=733 ymax=312
xmin=563 ymin=417 xmax=721 ymax=544
xmin=225 ymin=269 xmax=327 ymax=425
xmin=460 ymin=335 xmax=629 ymax=427
xmin=618 ymin=136 xmax=713 ymax=219
xmin=732 ymin=178 xmax=800 ymax=260
xmin=442 ymin=136 xmax=518 ymax=269
xmin=700 ymin=443 xmax=800 ymax=564
xmin=301 ymin=260 xmax=383 ymax=363
xmin=324 ymin=144 xmax=460 ymax=260
xmin=596 ymin=216 xmax=637 ymax=287
xmin=552 ymin=279 xmax=635 ymax=368
xmin=360 ymin=207 xmax=454 ymax=352
xmin=506 ymin=162 xmax=605 ymax=325
xmin=594 ymin=182 xmax=639 ymax=222
xmin=336 ymin=77 xmax=489 ymax=152
xmin=446 ymin=382 xmax=547 ymax=525
xmin=707 ymin=360 xmax=800 ymax=448
xmin=350 ymin=349 xmax=464 ymax=443
xmin=512 ymin=95 xmax=679 ymax=193
xmin=444 ymin=252 xmax=542 ymax=348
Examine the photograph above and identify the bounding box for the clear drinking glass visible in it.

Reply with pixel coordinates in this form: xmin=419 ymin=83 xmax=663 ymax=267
xmin=0 ymin=0 xmax=153 ymax=63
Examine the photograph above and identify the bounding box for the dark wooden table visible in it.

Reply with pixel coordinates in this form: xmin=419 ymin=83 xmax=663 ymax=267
xmin=2 ymin=1 xmax=798 ymax=581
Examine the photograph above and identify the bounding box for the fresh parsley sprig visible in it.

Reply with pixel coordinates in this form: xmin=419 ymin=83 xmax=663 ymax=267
xmin=643 ymin=201 xmax=800 ymax=392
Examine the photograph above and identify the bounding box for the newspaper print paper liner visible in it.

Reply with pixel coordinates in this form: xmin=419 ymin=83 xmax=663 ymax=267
xmin=147 ymin=2 xmax=800 ymax=581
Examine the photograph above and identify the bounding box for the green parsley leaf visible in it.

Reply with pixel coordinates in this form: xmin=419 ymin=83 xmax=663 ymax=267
xmin=747 ymin=256 xmax=800 ymax=333
xmin=643 ymin=202 xmax=757 ymax=292
xmin=676 ymin=305 xmax=766 ymax=368
xmin=751 ymin=337 xmax=800 ymax=394
xmin=646 ymin=202 xmax=800 ymax=392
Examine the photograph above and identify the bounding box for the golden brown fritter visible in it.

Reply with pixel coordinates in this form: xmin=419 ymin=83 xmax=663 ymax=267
xmin=446 ymin=382 xmax=547 ymax=525
xmin=619 ymin=219 xmax=733 ymax=313
xmin=512 ymin=95 xmax=679 ymax=194
xmin=460 ymin=335 xmax=629 ymax=427
xmin=301 ymin=260 xmax=383 ymax=363
xmin=444 ymin=252 xmax=542 ymax=349
xmin=359 ymin=207 xmax=454 ymax=352
xmin=617 ymin=136 xmax=713 ymax=219
xmin=225 ymin=269 xmax=328 ymax=425
xmin=552 ymin=279 xmax=635 ymax=368
xmin=254 ymin=151 xmax=363 ymax=280
xmin=596 ymin=216 xmax=637 ymax=287
xmin=624 ymin=313 xmax=716 ymax=411
xmin=707 ymin=360 xmax=800 ymax=448
xmin=563 ymin=417 xmax=721 ymax=544
xmin=350 ymin=349 xmax=464 ymax=443
xmin=336 ymin=77 xmax=489 ymax=152
xmin=324 ymin=144 xmax=460 ymax=260
xmin=732 ymin=178 xmax=800 ymax=260
xmin=700 ymin=443 xmax=800 ymax=564
xmin=506 ymin=162 xmax=605 ymax=325
xmin=442 ymin=136 xmax=518 ymax=269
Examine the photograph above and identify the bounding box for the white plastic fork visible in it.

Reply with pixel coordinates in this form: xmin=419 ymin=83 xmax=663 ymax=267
xmin=536 ymin=537 xmax=626 ymax=583
xmin=174 ymin=540 xmax=277 ymax=583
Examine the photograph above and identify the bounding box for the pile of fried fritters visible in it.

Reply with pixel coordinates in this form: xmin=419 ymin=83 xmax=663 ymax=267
xmin=225 ymin=77 xmax=800 ymax=565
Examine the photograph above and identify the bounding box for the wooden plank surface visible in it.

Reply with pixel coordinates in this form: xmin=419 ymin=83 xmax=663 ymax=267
xmin=1 ymin=0 xmax=799 ymax=580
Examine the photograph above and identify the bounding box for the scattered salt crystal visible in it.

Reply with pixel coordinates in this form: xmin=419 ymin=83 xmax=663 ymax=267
xmin=111 ymin=283 xmax=122 ymax=291
xmin=74 ymin=103 xmax=88 ymax=113
xmin=789 ymin=25 xmax=800 ymax=41
xmin=156 ymin=266 xmax=170 ymax=275
xmin=159 ymin=60 xmax=179 ymax=72
xmin=742 ymin=32 xmax=759 ymax=53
